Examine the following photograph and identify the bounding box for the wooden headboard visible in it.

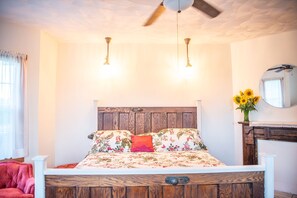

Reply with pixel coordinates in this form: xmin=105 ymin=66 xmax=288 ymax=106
xmin=97 ymin=107 xmax=197 ymax=134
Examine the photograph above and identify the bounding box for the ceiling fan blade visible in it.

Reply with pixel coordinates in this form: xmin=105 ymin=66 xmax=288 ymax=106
xmin=267 ymin=64 xmax=293 ymax=72
xmin=143 ymin=2 xmax=166 ymax=26
xmin=192 ymin=0 xmax=221 ymax=18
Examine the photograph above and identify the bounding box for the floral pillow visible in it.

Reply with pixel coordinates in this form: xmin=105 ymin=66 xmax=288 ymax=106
xmin=90 ymin=130 xmax=132 ymax=153
xmin=152 ymin=128 xmax=207 ymax=152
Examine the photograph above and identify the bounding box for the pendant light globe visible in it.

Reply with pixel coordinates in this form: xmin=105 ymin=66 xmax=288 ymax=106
xmin=163 ymin=0 xmax=194 ymax=12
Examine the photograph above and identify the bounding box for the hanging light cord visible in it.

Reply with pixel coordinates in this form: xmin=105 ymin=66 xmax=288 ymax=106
xmin=176 ymin=0 xmax=182 ymax=67
xmin=176 ymin=7 xmax=180 ymax=67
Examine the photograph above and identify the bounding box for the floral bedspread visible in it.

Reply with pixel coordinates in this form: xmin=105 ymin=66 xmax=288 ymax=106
xmin=76 ymin=150 xmax=225 ymax=169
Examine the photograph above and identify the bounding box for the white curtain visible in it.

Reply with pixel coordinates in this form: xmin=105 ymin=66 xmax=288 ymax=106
xmin=0 ymin=51 xmax=27 ymax=159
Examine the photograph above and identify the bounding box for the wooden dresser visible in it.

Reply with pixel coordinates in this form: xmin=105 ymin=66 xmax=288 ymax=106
xmin=239 ymin=121 xmax=297 ymax=165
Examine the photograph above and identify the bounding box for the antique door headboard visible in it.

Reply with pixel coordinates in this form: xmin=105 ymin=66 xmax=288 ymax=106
xmin=97 ymin=107 xmax=198 ymax=135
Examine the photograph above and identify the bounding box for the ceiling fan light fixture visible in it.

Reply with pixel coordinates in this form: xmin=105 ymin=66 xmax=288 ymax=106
xmin=267 ymin=64 xmax=294 ymax=73
xmin=163 ymin=0 xmax=194 ymax=12
xmin=143 ymin=0 xmax=221 ymax=26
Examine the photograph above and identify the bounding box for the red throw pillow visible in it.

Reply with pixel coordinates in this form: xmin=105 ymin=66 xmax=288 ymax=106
xmin=131 ymin=135 xmax=154 ymax=152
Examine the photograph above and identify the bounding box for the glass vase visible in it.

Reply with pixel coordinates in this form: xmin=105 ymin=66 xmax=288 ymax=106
xmin=243 ymin=110 xmax=249 ymax=122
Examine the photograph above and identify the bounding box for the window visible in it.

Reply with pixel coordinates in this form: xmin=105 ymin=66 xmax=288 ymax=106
xmin=263 ymin=78 xmax=283 ymax=108
xmin=0 ymin=52 xmax=27 ymax=160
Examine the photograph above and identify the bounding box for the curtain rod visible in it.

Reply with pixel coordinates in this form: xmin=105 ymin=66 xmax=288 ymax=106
xmin=0 ymin=50 xmax=28 ymax=60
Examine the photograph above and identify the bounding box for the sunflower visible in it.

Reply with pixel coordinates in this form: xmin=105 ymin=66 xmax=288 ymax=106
xmin=240 ymin=96 xmax=248 ymax=105
xmin=253 ymin=96 xmax=260 ymax=104
xmin=244 ymin=89 xmax=254 ymax=98
xmin=240 ymin=91 xmax=244 ymax=96
xmin=233 ymin=95 xmax=241 ymax=105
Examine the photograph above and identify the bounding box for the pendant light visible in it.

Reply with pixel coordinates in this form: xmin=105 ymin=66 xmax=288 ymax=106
xmin=184 ymin=38 xmax=192 ymax=67
xmin=104 ymin=37 xmax=111 ymax=65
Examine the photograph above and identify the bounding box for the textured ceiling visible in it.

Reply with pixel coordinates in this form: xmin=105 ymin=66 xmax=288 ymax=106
xmin=0 ymin=0 xmax=297 ymax=44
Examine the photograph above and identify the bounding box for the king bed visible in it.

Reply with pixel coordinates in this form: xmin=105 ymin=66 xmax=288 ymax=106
xmin=33 ymin=102 xmax=274 ymax=198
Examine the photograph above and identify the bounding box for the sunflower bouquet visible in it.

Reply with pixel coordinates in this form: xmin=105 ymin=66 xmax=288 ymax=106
xmin=233 ymin=89 xmax=260 ymax=122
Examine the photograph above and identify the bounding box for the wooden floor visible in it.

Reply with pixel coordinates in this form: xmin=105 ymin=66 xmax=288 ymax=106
xmin=275 ymin=191 xmax=297 ymax=198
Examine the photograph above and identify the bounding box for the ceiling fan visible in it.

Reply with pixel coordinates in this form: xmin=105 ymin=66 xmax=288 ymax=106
xmin=144 ymin=0 xmax=221 ymax=26
xmin=267 ymin=64 xmax=294 ymax=73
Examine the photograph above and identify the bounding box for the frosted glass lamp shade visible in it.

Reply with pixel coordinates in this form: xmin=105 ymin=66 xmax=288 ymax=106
xmin=163 ymin=0 xmax=194 ymax=11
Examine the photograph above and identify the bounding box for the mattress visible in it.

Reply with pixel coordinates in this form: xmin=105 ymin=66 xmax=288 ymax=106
xmin=76 ymin=150 xmax=224 ymax=169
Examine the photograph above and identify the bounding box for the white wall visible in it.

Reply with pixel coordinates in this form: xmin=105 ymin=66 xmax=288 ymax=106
xmin=231 ymin=30 xmax=297 ymax=193
xmin=0 ymin=20 xmax=40 ymax=162
xmin=258 ymin=140 xmax=297 ymax=194
xmin=39 ymin=32 xmax=58 ymax=167
xmin=55 ymin=42 xmax=235 ymax=165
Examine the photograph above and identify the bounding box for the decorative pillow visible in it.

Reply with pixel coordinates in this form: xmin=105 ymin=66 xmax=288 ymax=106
xmin=90 ymin=130 xmax=132 ymax=153
xmin=131 ymin=135 xmax=154 ymax=152
xmin=152 ymin=128 xmax=207 ymax=152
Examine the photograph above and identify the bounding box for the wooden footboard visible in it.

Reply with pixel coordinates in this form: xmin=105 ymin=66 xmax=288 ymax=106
xmin=45 ymin=172 xmax=264 ymax=198
xmin=33 ymin=155 xmax=274 ymax=198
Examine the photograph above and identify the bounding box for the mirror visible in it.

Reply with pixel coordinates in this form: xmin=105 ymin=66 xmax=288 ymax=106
xmin=259 ymin=64 xmax=297 ymax=108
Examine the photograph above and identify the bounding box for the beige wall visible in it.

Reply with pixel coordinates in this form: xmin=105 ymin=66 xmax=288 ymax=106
xmin=55 ymin=42 xmax=235 ymax=165
xmin=231 ymin=30 xmax=297 ymax=193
